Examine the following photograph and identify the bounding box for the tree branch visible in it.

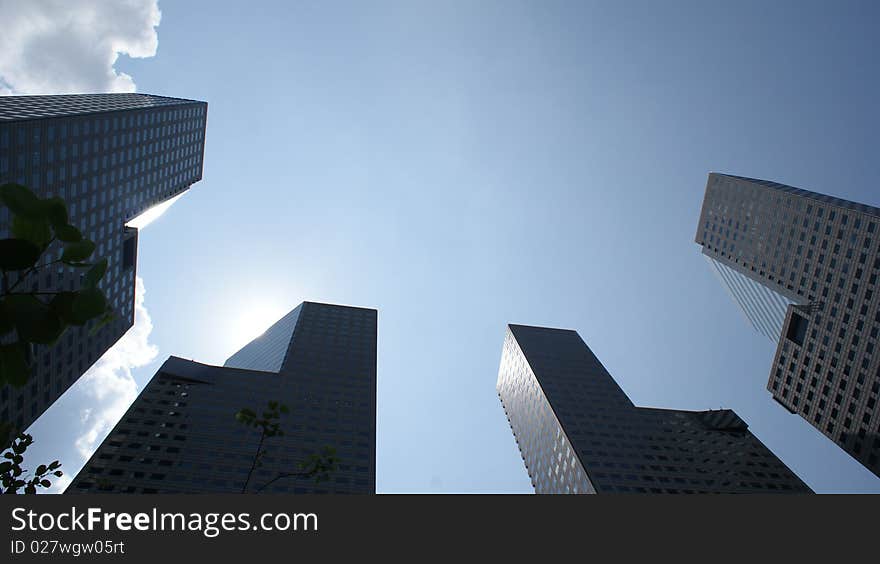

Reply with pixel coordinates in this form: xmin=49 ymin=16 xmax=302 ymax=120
xmin=241 ymin=429 xmax=267 ymax=493
xmin=4 ymin=237 xmax=58 ymax=294
xmin=254 ymin=470 xmax=314 ymax=494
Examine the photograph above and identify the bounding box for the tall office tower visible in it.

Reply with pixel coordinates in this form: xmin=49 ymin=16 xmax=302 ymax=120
xmin=496 ymin=324 xmax=812 ymax=493
xmin=696 ymin=173 xmax=880 ymax=478
xmin=0 ymin=93 xmax=207 ymax=435
xmin=67 ymin=302 xmax=377 ymax=494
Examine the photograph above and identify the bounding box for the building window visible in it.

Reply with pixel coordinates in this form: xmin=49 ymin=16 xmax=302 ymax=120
xmin=122 ymin=236 xmax=136 ymax=270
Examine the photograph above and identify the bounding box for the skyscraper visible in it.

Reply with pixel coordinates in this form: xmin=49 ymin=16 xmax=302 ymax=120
xmin=0 ymin=93 xmax=207 ymax=435
xmin=496 ymin=324 xmax=811 ymax=493
xmin=67 ymin=301 xmax=377 ymax=494
xmin=696 ymin=173 xmax=880 ymax=478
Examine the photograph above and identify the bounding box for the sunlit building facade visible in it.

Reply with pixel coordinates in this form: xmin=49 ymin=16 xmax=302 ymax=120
xmin=67 ymin=301 xmax=377 ymax=494
xmin=696 ymin=173 xmax=880 ymax=478
xmin=0 ymin=93 xmax=207 ymax=437
xmin=497 ymin=324 xmax=811 ymax=493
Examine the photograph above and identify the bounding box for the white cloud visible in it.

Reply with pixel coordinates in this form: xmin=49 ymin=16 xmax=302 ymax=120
xmin=0 ymin=2 xmax=164 ymax=492
xmin=73 ymin=276 xmax=159 ymax=460
xmin=46 ymin=473 xmax=72 ymax=494
xmin=28 ymin=277 xmax=158 ymax=494
xmin=0 ymin=0 xmax=161 ymax=95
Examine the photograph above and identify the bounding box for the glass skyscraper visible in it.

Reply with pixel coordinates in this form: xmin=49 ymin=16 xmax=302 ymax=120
xmin=224 ymin=305 xmax=303 ymax=372
xmin=497 ymin=324 xmax=811 ymax=493
xmin=696 ymin=173 xmax=880 ymax=478
xmin=66 ymin=301 xmax=377 ymax=494
xmin=0 ymin=93 xmax=207 ymax=436
xmin=704 ymin=255 xmax=799 ymax=341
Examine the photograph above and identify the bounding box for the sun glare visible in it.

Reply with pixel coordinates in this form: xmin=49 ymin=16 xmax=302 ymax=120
xmin=125 ymin=193 xmax=185 ymax=230
xmin=228 ymin=302 xmax=288 ymax=353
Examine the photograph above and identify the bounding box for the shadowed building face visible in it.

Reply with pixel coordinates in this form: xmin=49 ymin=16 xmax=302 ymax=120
xmin=66 ymin=301 xmax=377 ymax=494
xmin=497 ymin=324 xmax=812 ymax=493
xmin=696 ymin=173 xmax=880 ymax=477
xmin=0 ymin=93 xmax=207 ymax=436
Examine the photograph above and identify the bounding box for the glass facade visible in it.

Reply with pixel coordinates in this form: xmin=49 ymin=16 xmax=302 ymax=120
xmin=67 ymin=302 xmax=377 ymax=494
xmin=0 ymin=93 xmax=207 ymax=435
xmin=497 ymin=329 xmax=595 ymax=493
xmin=696 ymin=173 xmax=880 ymax=477
xmin=224 ymin=304 xmax=303 ymax=372
xmin=705 ymin=254 xmax=798 ymax=341
xmin=498 ymin=324 xmax=812 ymax=493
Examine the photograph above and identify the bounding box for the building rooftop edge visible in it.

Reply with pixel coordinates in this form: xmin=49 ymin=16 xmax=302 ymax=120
xmin=507 ymin=323 xmax=578 ymax=333
xmin=164 ymin=355 xmax=280 ymax=376
xmin=0 ymin=92 xmax=206 ymax=104
xmin=301 ymin=301 xmax=378 ymax=313
xmin=710 ymin=172 xmax=880 ymax=216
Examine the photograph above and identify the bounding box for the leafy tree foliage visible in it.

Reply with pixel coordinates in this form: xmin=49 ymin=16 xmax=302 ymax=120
xmin=0 ymin=182 xmax=114 ymax=396
xmin=1 ymin=432 xmax=63 ymax=494
xmin=236 ymin=400 xmax=338 ymax=493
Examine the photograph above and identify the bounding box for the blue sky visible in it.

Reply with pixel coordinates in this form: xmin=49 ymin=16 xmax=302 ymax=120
xmin=12 ymin=0 xmax=880 ymax=492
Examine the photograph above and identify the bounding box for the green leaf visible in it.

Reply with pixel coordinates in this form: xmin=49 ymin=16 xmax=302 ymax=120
xmin=53 ymin=471 xmax=63 ymax=477
xmin=61 ymin=240 xmax=95 ymax=264
xmin=88 ymin=309 xmax=115 ymax=336
xmin=48 ymin=461 xmax=61 ymax=470
xmin=35 ymin=464 xmax=46 ymax=475
xmin=0 ymin=300 xmax=14 ymax=335
xmin=11 ymin=216 xmax=52 ymax=248
xmin=83 ymin=258 xmax=108 ymax=288
xmin=70 ymin=288 xmax=107 ymax=325
xmin=0 ymin=239 xmax=42 ymax=270
xmin=40 ymin=479 xmax=50 ymax=488
xmin=0 ymin=461 xmax=11 ymax=474
xmin=25 ymin=315 xmax=64 ymax=345
xmin=41 ymin=197 xmax=68 ymax=227
xmin=0 ymin=183 xmax=45 ymax=220
xmin=54 ymin=224 xmax=82 ymax=243
xmin=4 ymin=295 xmax=63 ymax=344
xmin=0 ymin=423 xmax=14 ymax=450
xmin=48 ymin=292 xmax=76 ymax=323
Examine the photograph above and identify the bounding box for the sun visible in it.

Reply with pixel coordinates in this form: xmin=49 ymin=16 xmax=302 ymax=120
xmin=227 ymin=301 xmax=289 ymax=354
xmin=125 ymin=193 xmax=185 ymax=230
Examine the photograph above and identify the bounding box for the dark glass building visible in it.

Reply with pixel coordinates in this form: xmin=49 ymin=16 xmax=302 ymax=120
xmin=0 ymin=93 xmax=207 ymax=435
xmin=67 ymin=301 xmax=377 ymax=494
xmin=696 ymin=173 xmax=880 ymax=478
xmin=497 ymin=324 xmax=812 ymax=493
